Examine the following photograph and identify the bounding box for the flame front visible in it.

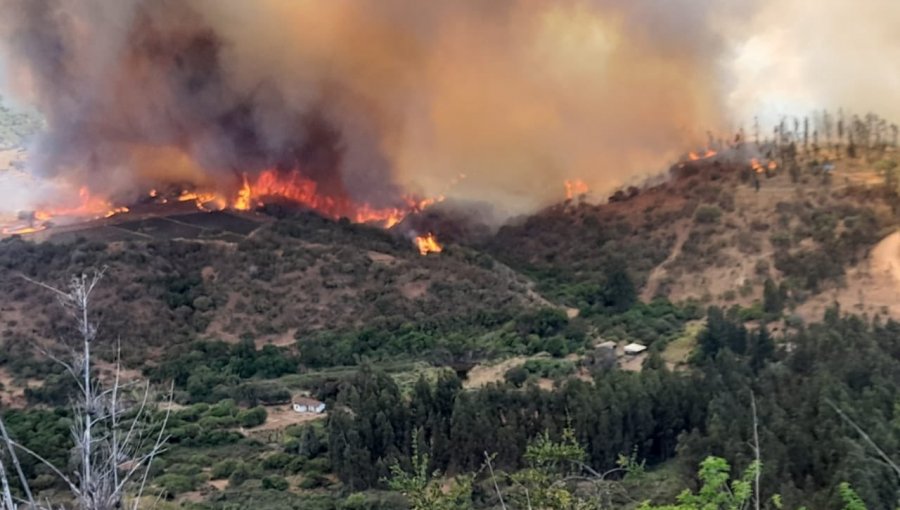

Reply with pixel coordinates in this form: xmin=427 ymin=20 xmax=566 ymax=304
xmin=415 ymin=233 xmax=443 ymax=255
xmin=50 ymin=187 xmax=129 ymax=219
xmin=564 ymin=179 xmax=589 ymax=200
xmin=688 ymin=149 xmax=717 ymax=161
xmin=231 ymin=169 xmax=436 ymax=228
xmin=2 ymin=186 xmax=130 ymax=235
xmin=2 ymin=169 xmax=445 ymax=236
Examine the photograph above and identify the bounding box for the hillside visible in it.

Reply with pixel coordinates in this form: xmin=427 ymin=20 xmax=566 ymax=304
xmin=3 ymin=147 xmax=900 ymax=509
xmin=487 ymin=154 xmax=900 ymax=324
xmin=0 ymin=209 xmax=546 ymax=372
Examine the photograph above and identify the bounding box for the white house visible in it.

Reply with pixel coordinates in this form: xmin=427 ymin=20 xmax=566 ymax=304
xmin=292 ymin=396 xmax=326 ymax=414
xmin=623 ymin=342 xmax=647 ymax=355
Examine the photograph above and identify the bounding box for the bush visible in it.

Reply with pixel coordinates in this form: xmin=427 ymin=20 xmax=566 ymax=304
xmin=228 ymin=462 xmax=251 ymax=487
xmin=211 ymin=459 xmax=238 ymax=479
xmin=157 ymin=473 xmax=196 ymax=498
xmin=238 ymin=406 xmax=268 ymax=428
xmin=261 ymin=475 xmax=289 ymax=491
xmin=522 ymin=358 xmax=576 ymax=378
xmin=262 ymin=452 xmax=294 ymax=470
xmin=694 ymin=205 xmax=722 ymax=224
xmin=504 ymin=365 xmax=529 ymax=387
xmin=298 ymin=473 xmax=327 ymax=489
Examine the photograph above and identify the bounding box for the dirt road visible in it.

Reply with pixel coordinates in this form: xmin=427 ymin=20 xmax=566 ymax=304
xmin=870 ymin=230 xmax=900 ymax=283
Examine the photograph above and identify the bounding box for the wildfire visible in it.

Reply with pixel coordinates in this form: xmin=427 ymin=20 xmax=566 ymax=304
xmin=688 ymin=149 xmax=717 ymax=161
xmin=415 ymin=233 xmax=443 ymax=256
xmin=3 ymin=166 xmax=449 ymax=236
xmin=1 ymin=186 xmax=130 ymax=236
xmin=36 ymin=187 xmax=128 ymax=223
xmin=1 ymin=224 xmax=45 ymax=235
xmin=564 ymin=179 xmax=589 ymax=200
xmin=176 ymin=190 xmax=227 ymax=211
xmin=751 ymin=158 xmax=777 ymax=173
xmin=230 ymin=169 xmax=439 ymax=228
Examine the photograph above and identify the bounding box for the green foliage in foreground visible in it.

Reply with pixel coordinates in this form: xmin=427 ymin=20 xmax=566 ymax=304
xmin=638 ymin=457 xmax=759 ymax=510
xmin=387 ymin=432 xmax=473 ymax=510
xmin=390 ymin=428 xmax=883 ymax=510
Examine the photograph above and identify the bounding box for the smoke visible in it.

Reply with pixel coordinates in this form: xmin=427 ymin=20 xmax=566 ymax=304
xmin=1 ymin=0 xmax=894 ymax=218
xmin=727 ymin=0 xmax=900 ymax=127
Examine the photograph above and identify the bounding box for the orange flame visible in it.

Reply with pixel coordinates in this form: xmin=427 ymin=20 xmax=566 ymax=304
xmin=415 ymin=233 xmax=443 ymax=255
xmin=1 ymin=225 xmax=46 ymax=235
xmin=688 ymin=149 xmax=717 ymax=161
xmin=177 ymin=190 xmax=227 ymax=211
xmin=2 ymin=186 xmax=129 ymax=235
xmin=750 ymin=158 xmax=777 ymax=173
xmin=4 ymin=167 xmax=448 ymax=235
xmin=564 ymin=179 xmax=589 ymax=200
xmin=36 ymin=187 xmax=128 ymax=223
xmin=751 ymin=158 xmax=763 ymax=173
xmin=231 ymin=169 xmax=439 ymax=228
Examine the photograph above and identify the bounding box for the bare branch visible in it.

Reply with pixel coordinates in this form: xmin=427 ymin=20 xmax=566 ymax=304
xmin=483 ymin=452 xmax=508 ymax=510
xmin=827 ymin=399 xmax=900 ymax=480
xmin=130 ymin=384 xmax=174 ymax=504
xmin=7 ymin=440 xmax=80 ymax=497
xmin=12 ymin=268 xmax=170 ymax=508
xmin=0 ymin=455 xmax=17 ymax=510
xmin=0 ymin=414 xmax=34 ymax=508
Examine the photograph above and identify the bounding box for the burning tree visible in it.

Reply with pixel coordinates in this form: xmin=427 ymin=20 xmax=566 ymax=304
xmin=0 ymin=268 xmax=171 ymax=509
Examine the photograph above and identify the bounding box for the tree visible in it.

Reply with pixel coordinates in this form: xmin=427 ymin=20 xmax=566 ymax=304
xmin=0 ymin=269 xmax=171 ymax=510
xmin=637 ymin=456 xmax=759 ymax=510
xmin=762 ymin=279 xmax=784 ymax=316
xmin=603 ymin=258 xmax=637 ymax=313
xmin=298 ymin=425 xmax=322 ymax=458
xmin=387 ymin=431 xmax=473 ymax=510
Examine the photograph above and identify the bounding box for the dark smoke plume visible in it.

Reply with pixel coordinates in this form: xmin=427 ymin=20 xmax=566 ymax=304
xmin=1 ymin=0 xmax=739 ymax=213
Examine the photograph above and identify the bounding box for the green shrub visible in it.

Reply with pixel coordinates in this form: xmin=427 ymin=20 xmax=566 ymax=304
xmin=228 ymin=462 xmax=251 ymax=487
xmin=262 ymin=452 xmax=294 ymax=471
xmin=211 ymin=459 xmax=238 ymax=479
xmin=522 ymin=358 xmax=576 ymax=379
xmin=504 ymin=365 xmax=529 ymax=387
xmin=238 ymin=406 xmax=268 ymax=428
xmin=298 ymin=473 xmax=327 ymax=489
xmin=261 ymin=475 xmax=289 ymax=491
xmin=157 ymin=474 xmax=196 ymax=498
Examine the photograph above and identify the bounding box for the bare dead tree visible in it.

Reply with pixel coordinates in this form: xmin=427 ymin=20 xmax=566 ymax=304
xmin=0 ymin=269 xmax=172 ymax=509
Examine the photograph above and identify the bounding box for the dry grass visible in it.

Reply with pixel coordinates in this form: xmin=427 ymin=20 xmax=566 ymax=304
xmin=661 ymin=320 xmax=704 ymax=369
xmin=464 ymin=356 xmax=528 ymax=389
xmin=248 ymin=404 xmax=327 ymax=433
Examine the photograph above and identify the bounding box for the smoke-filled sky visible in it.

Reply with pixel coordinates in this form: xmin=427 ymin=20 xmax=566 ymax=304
xmin=0 ymin=0 xmax=898 ymax=217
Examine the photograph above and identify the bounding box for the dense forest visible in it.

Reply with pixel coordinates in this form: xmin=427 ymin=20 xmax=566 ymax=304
xmin=320 ymin=308 xmax=900 ymax=509
xmin=4 ymin=295 xmax=900 ymax=508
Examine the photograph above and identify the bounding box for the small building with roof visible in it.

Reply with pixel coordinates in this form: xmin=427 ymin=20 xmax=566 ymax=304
xmin=623 ymin=342 xmax=647 ymax=355
xmin=292 ymin=396 xmax=326 ymax=414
